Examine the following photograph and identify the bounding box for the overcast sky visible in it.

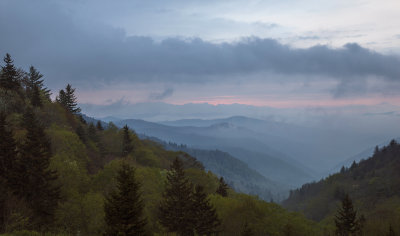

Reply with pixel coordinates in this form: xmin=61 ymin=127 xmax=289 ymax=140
xmin=1 ymin=0 xmax=400 ymax=114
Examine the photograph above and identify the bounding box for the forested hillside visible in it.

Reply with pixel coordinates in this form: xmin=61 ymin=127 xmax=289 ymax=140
xmin=160 ymin=140 xmax=287 ymax=201
xmin=0 ymin=54 xmax=321 ymax=235
xmin=283 ymin=140 xmax=400 ymax=235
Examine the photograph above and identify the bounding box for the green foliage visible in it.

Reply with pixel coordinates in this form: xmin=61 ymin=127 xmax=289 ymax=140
xmin=96 ymin=120 xmax=103 ymax=131
xmin=29 ymin=85 xmax=42 ymax=107
xmin=0 ymin=54 xmax=338 ymax=235
xmin=210 ymin=194 xmax=320 ymax=236
xmin=24 ymin=66 xmax=51 ymax=99
xmin=334 ymin=194 xmax=362 ymax=236
xmin=241 ymin=222 xmax=254 ymax=236
xmin=56 ymin=84 xmax=80 ymax=114
xmin=122 ymin=125 xmax=134 ymax=157
xmin=17 ymin=108 xmax=60 ymax=230
xmin=104 ymin=163 xmax=147 ymax=236
xmin=192 ymin=185 xmax=221 ymax=235
xmin=216 ymin=177 xmax=229 ymax=197
xmin=158 ymin=157 xmax=195 ymax=236
xmin=284 ymin=141 xmax=400 ymax=235
xmin=0 ymin=54 xmax=20 ymax=91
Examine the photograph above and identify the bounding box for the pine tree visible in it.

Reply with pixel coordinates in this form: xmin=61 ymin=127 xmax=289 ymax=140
xmin=96 ymin=120 xmax=104 ymax=131
xmin=0 ymin=113 xmax=18 ymax=233
xmin=104 ymin=163 xmax=147 ymax=236
xmin=25 ymin=66 xmax=51 ymax=99
xmin=76 ymin=125 xmax=86 ymax=143
xmin=193 ymin=185 xmax=221 ymax=236
xmin=335 ymin=194 xmax=360 ymax=236
xmin=30 ymin=84 xmax=42 ymax=107
xmin=56 ymin=84 xmax=80 ymax=113
xmin=87 ymin=123 xmax=99 ymax=143
xmin=216 ymin=177 xmax=229 ymax=197
xmin=240 ymin=222 xmax=254 ymax=236
xmin=122 ymin=125 xmax=133 ymax=156
xmin=64 ymin=84 xmax=80 ymax=113
xmin=56 ymin=89 xmax=67 ymax=107
xmin=159 ymin=157 xmax=195 ymax=236
xmin=0 ymin=113 xmax=18 ymax=188
xmin=0 ymin=54 xmax=20 ymax=91
xmin=18 ymin=108 xmax=60 ymax=229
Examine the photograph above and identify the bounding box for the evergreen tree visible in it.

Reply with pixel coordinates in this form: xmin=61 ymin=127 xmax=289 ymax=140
xmin=335 ymin=194 xmax=361 ymax=236
xmin=56 ymin=89 xmax=67 ymax=107
xmin=87 ymin=123 xmax=99 ymax=143
xmin=25 ymin=66 xmax=50 ymax=99
xmin=0 ymin=54 xmax=20 ymax=91
xmin=373 ymin=145 xmax=379 ymax=156
xmin=96 ymin=120 xmax=104 ymax=131
xmin=18 ymin=108 xmax=60 ymax=230
xmin=76 ymin=125 xmax=86 ymax=143
xmin=56 ymin=84 xmax=80 ymax=113
xmin=64 ymin=84 xmax=80 ymax=113
xmin=216 ymin=177 xmax=229 ymax=197
xmin=159 ymin=157 xmax=195 ymax=236
xmin=122 ymin=125 xmax=133 ymax=156
xmin=104 ymin=163 xmax=147 ymax=236
xmin=240 ymin=222 xmax=254 ymax=236
xmin=30 ymin=84 xmax=42 ymax=107
xmin=193 ymin=185 xmax=221 ymax=236
xmin=0 ymin=113 xmax=18 ymax=233
xmin=0 ymin=113 xmax=18 ymax=188
xmin=350 ymin=161 xmax=357 ymax=171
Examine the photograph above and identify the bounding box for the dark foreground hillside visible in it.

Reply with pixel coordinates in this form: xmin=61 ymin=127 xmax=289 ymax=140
xmin=283 ymin=140 xmax=400 ymax=235
xmin=0 ymin=55 xmax=320 ymax=235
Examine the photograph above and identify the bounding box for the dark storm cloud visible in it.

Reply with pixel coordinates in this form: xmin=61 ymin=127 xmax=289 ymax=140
xmin=1 ymin=0 xmax=400 ymax=91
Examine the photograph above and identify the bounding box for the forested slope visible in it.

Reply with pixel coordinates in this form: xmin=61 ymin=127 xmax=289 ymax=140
xmin=0 ymin=54 xmax=320 ymax=235
xmin=283 ymin=141 xmax=400 ymax=235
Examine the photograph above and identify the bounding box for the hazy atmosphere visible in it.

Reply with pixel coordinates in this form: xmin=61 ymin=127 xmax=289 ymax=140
xmin=2 ymin=0 xmax=400 ymax=166
xmin=1 ymin=0 xmax=400 ymax=235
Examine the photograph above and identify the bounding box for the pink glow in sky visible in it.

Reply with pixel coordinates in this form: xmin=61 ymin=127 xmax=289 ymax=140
xmin=162 ymin=96 xmax=400 ymax=108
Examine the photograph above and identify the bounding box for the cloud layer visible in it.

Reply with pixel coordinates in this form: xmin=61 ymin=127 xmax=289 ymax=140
xmin=0 ymin=0 xmax=399 ymax=102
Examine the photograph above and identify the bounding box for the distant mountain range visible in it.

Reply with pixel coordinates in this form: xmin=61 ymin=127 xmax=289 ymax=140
xmin=82 ymin=114 xmax=289 ymax=200
xmin=144 ymin=136 xmax=288 ymax=201
xmin=111 ymin=117 xmax=316 ymax=188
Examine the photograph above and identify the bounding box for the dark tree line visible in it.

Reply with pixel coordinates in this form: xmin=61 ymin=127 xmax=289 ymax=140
xmin=0 ymin=54 xmax=60 ymax=232
xmin=0 ymin=109 xmax=60 ymax=232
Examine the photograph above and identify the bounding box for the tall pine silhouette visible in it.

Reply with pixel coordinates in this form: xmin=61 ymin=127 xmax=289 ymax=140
xmin=0 ymin=54 xmax=20 ymax=91
xmin=56 ymin=84 xmax=81 ymax=113
xmin=193 ymin=185 xmax=221 ymax=236
xmin=159 ymin=157 xmax=195 ymax=236
xmin=122 ymin=125 xmax=133 ymax=156
xmin=335 ymin=194 xmax=363 ymax=236
xmin=25 ymin=66 xmax=50 ymax=100
xmin=104 ymin=163 xmax=147 ymax=236
xmin=18 ymin=108 xmax=60 ymax=230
